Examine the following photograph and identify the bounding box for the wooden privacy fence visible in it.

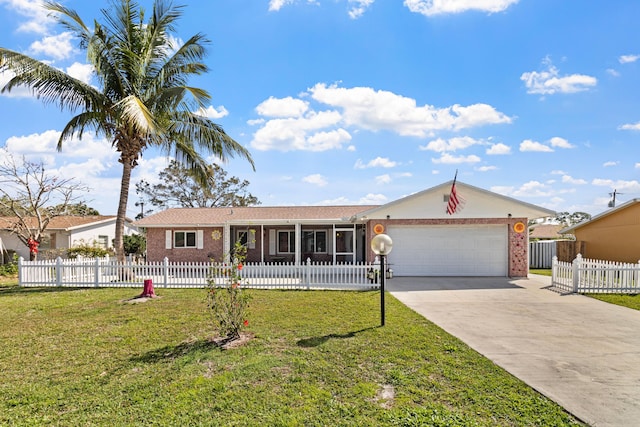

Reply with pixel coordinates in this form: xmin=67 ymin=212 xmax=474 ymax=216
xmin=18 ymin=257 xmax=380 ymax=291
xmin=551 ymin=254 xmax=640 ymax=294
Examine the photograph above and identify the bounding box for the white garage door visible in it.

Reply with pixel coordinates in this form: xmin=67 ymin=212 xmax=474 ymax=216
xmin=386 ymin=225 xmax=508 ymax=276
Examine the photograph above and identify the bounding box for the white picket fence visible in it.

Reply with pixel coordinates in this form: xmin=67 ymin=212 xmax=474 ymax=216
xmin=551 ymin=254 xmax=640 ymax=294
xmin=17 ymin=257 xmax=381 ymax=291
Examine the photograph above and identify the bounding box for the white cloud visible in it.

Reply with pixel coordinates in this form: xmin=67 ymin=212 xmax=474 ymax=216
xmin=496 ymin=180 xmax=554 ymax=198
xmin=618 ymin=121 xmax=640 ymax=131
xmin=29 ymin=32 xmax=75 ymax=60
xmin=250 ymin=84 xmax=512 ymax=151
xmin=197 ymin=105 xmax=229 ymax=119
xmin=0 ymin=0 xmax=53 ymax=34
xmin=250 ymin=110 xmax=345 ymax=151
xmin=602 ymin=161 xmax=618 ymax=167
xmin=592 ymin=178 xmax=640 ymax=194
xmin=348 ymin=0 xmax=374 ymax=19
xmin=521 ymin=59 xmax=597 ymax=95
xmin=255 ymin=96 xmax=309 ymax=118
xmin=317 ymin=192 xmax=388 ymax=205
xmin=5 ymin=130 xmax=115 ymax=164
xmin=419 ymin=136 xmax=482 ymax=152
xmin=606 ymin=68 xmax=620 ymax=77
xmin=375 ymin=174 xmax=391 ymax=185
xmin=486 ymin=143 xmax=511 ymax=155
xmin=403 ymin=0 xmax=519 ymax=16
xmin=303 ymin=174 xmax=328 ymax=186
xmin=549 ymin=136 xmax=574 ymax=149
xmin=268 ymin=0 xmax=296 ymax=11
xmin=0 ymin=69 xmax=32 ymax=98
xmin=476 ymin=165 xmax=497 ymax=172
xmin=519 ymin=139 xmax=553 ymax=152
xmin=431 ymin=153 xmax=481 ymax=164
xmin=309 ymin=83 xmax=511 ymax=136
xmin=66 ymin=62 xmax=94 ymax=85
xmin=354 ymin=157 xmax=398 ymax=169
xmin=619 ymin=54 xmax=640 ymax=64
xmin=636 ymin=163 xmax=640 ymax=169
xmin=561 ymin=175 xmax=587 ymax=185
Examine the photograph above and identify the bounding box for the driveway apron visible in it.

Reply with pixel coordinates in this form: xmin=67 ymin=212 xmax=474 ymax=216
xmin=387 ymin=274 xmax=640 ymax=427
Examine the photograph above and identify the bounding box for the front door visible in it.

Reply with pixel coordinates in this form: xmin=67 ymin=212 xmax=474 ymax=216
xmin=334 ymin=226 xmax=355 ymax=263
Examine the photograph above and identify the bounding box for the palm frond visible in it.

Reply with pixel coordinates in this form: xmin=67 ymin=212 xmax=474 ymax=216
xmin=0 ymin=48 xmax=104 ymax=112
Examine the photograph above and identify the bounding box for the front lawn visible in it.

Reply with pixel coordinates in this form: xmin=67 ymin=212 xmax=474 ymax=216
xmin=0 ymin=281 xmax=581 ymax=426
xmin=587 ymin=293 xmax=640 ymax=311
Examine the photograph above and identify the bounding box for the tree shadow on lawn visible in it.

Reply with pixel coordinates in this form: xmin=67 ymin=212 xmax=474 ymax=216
xmin=0 ymin=284 xmax=89 ymax=296
xmin=297 ymin=326 xmax=378 ymax=348
xmin=131 ymin=339 xmax=221 ymax=363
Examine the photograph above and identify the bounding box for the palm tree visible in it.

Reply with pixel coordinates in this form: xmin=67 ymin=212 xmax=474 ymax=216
xmin=0 ymin=0 xmax=254 ymax=262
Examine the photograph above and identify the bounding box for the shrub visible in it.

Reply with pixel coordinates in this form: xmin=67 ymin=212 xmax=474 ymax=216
xmin=0 ymin=254 xmax=18 ymax=276
xmin=206 ymin=241 xmax=251 ymax=339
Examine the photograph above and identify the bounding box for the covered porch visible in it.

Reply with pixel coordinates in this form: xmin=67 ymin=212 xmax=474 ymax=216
xmin=226 ymin=221 xmax=367 ymax=265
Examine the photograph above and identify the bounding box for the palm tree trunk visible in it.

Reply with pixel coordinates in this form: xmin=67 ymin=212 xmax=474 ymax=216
xmin=115 ymin=158 xmax=133 ymax=264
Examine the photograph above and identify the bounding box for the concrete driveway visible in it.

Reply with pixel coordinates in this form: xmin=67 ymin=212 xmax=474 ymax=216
xmin=387 ymin=274 xmax=640 ymax=427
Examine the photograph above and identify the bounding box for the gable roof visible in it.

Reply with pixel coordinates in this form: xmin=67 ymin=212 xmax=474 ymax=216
xmin=358 ymin=180 xmax=555 ymax=220
xmin=0 ymin=215 xmax=121 ymax=231
xmin=560 ymin=199 xmax=640 ymax=234
xmin=134 ymin=205 xmax=379 ymax=227
xmin=529 ymin=224 xmax=566 ymax=239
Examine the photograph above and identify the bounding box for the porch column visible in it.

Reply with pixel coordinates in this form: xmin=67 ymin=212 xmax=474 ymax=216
xmin=223 ymin=223 xmax=231 ymax=263
xmin=260 ymin=224 xmax=265 ymax=263
xmin=295 ymin=222 xmax=301 ymax=265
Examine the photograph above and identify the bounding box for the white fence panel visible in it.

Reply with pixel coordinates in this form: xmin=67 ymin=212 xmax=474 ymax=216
xmin=552 ymin=254 xmax=640 ymax=294
xmin=18 ymin=257 xmax=380 ymax=291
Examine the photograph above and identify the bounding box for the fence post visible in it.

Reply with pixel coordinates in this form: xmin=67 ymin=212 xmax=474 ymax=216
xmin=164 ymin=257 xmax=169 ymax=288
xmin=56 ymin=257 xmax=63 ymax=287
xmin=572 ymin=253 xmax=582 ymax=293
xmin=94 ymin=257 xmax=100 ymax=287
xmin=306 ymin=257 xmax=311 ymax=290
xmin=551 ymin=255 xmax=557 ymax=285
xmin=18 ymin=257 xmax=23 ymax=286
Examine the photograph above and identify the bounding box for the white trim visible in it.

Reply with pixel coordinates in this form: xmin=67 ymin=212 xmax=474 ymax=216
xmin=165 ymin=230 xmax=172 ymax=249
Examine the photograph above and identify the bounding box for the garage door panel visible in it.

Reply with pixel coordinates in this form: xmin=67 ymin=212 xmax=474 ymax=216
xmin=386 ymin=225 xmax=507 ymax=276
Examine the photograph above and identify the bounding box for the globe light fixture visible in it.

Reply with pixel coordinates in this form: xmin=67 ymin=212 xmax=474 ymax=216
xmin=371 ymin=233 xmax=393 ymax=326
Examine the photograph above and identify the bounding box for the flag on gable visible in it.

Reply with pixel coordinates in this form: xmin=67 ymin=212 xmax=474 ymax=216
xmin=446 ymin=171 xmax=465 ymax=215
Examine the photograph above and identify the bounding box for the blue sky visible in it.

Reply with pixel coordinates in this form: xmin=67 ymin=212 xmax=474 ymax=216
xmin=1 ymin=0 xmax=639 ymax=218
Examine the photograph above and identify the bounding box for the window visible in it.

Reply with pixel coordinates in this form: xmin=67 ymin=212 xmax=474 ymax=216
xmin=97 ymin=235 xmax=108 ymax=249
xmin=302 ymin=230 xmax=327 ymax=253
xmin=174 ymin=231 xmax=197 ymax=248
xmin=278 ymin=230 xmax=295 ymax=253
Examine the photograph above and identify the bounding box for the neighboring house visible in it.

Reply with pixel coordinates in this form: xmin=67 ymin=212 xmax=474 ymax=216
xmin=529 ymin=224 xmax=567 ymax=240
xmin=0 ymin=215 xmax=139 ymax=260
xmin=560 ymin=199 xmax=640 ymax=263
xmin=135 ymin=180 xmax=554 ymax=277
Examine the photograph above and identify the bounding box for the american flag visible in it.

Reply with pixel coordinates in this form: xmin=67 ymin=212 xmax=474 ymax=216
xmin=446 ymin=172 xmax=464 ymax=215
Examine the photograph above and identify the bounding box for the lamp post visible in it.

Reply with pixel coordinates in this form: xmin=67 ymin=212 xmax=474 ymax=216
xmin=371 ymin=233 xmax=393 ymax=326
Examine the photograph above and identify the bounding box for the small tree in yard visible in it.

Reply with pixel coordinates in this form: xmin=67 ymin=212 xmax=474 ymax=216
xmin=0 ymin=153 xmax=89 ymax=260
xmin=206 ymin=241 xmax=251 ymax=341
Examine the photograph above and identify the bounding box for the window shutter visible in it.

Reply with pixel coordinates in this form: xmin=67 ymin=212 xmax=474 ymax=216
xmin=197 ymin=230 xmax=204 ymax=249
xmin=269 ymin=229 xmax=276 ymax=255
xmin=165 ymin=230 xmax=172 ymax=249
xmin=327 ymin=230 xmax=333 ymax=254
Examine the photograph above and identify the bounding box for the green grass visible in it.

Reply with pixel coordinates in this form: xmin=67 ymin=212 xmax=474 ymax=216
xmin=587 ymin=293 xmax=640 ymax=311
xmin=529 ymin=269 xmax=552 ymax=276
xmin=0 ymin=280 xmax=582 ymax=426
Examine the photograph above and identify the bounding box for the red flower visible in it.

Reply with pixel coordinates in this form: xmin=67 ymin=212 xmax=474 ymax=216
xmin=237 ymin=263 xmax=243 ymax=270
xmin=243 ymin=320 xmax=249 ymax=327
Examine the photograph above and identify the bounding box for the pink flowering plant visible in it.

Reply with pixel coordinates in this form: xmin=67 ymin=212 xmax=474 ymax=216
xmin=207 ymin=241 xmax=251 ymax=339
